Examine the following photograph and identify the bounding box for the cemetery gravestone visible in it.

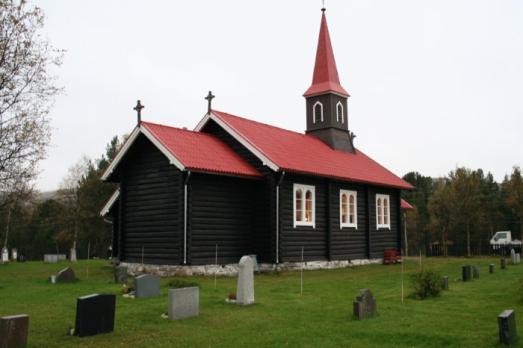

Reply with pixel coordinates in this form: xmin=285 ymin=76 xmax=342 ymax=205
xmin=511 ymin=249 xmax=516 ymax=265
xmin=441 ymin=276 xmax=449 ymax=290
xmin=56 ymin=267 xmax=77 ymax=283
xmin=10 ymin=248 xmax=17 ymax=262
xmin=236 ymin=255 xmax=255 ymax=305
xmin=134 ymin=274 xmax=160 ymax=298
xmin=75 ymin=294 xmax=116 ymax=337
xmin=462 ymin=265 xmax=472 ymax=281
xmin=517 ymin=253 xmax=521 ymax=265
xmin=168 ymin=287 xmax=199 ymax=320
xmin=1 ymin=247 xmax=8 ymax=264
xmin=353 ymin=289 xmax=377 ymax=320
xmin=498 ymin=309 xmax=517 ymax=345
xmin=247 ymin=254 xmax=259 ymax=272
xmin=114 ymin=265 xmax=128 ymax=284
xmin=43 ymin=254 xmax=58 ymax=264
xmin=489 ymin=264 xmax=495 ymax=274
xmin=501 ymin=258 xmax=506 ymax=270
xmin=0 ymin=314 xmax=29 ymax=348
xmin=472 ymin=265 xmax=480 ymax=279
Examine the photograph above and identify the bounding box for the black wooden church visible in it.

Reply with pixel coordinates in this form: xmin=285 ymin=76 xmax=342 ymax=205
xmin=100 ymin=9 xmax=412 ymax=266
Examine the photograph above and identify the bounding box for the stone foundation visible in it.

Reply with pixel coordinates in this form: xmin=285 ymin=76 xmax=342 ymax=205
xmin=121 ymin=258 xmax=384 ymax=277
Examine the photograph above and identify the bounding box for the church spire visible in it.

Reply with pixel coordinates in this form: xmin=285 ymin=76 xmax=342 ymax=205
xmin=304 ymin=9 xmax=349 ymax=97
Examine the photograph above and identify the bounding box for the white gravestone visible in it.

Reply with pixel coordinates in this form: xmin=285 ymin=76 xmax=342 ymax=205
xmin=1 ymin=247 xmax=8 ymax=263
xmin=517 ymin=253 xmax=521 ymax=265
xmin=511 ymin=249 xmax=516 ymax=265
xmin=168 ymin=287 xmax=199 ymax=320
xmin=236 ymin=256 xmax=255 ymax=305
xmin=11 ymin=248 xmax=17 ymax=261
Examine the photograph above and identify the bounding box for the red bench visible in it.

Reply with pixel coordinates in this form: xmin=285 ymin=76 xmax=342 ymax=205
xmin=383 ymin=249 xmax=401 ymax=264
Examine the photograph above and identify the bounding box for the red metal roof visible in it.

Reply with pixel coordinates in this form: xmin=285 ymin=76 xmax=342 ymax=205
xmin=401 ymin=199 xmax=414 ymax=210
xmin=141 ymin=121 xmax=261 ymax=178
xmin=211 ymin=111 xmax=412 ymax=190
xmin=304 ymin=12 xmax=349 ymax=97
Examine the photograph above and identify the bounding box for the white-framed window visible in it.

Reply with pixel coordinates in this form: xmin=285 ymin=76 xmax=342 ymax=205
xmin=313 ymin=101 xmax=323 ymax=124
xmin=340 ymin=190 xmax=357 ymax=229
xmin=336 ymin=101 xmax=344 ymax=123
xmin=376 ymin=194 xmax=391 ymax=229
xmin=293 ymin=184 xmax=315 ymax=228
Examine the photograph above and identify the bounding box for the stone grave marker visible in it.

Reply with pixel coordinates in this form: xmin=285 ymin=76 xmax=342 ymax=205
xmin=43 ymin=254 xmax=58 ymax=263
xmin=114 ymin=265 xmax=128 ymax=284
xmin=517 ymin=253 xmax=521 ymax=265
xmin=441 ymin=276 xmax=449 ymax=290
xmin=462 ymin=265 xmax=472 ymax=281
xmin=56 ymin=267 xmax=77 ymax=283
xmin=134 ymin=274 xmax=160 ymax=298
xmin=472 ymin=265 xmax=480 ymax=279
xmin=498 ymin=309 xmax=517 ymax=345
xmin=501 ymin=258 xmax=506 ymax=270
xmin=489 ymin=264 xmax=495 ymax=274
xmin=511 ymin=249 xmax=517 ymax=265
xmin=10 ymin=248 xmax=17 ymax=262
xmin=236 ymin=255 xmax=255 ymax=305
xmin=353 ymin=289 xmax=377 ymax=320
xmin=0 ymin=314 xmax=29 ymax=348
xmin=247 ymin=254 xmax=259 ymax=272
xmin=74 ymin=294 xmax=116 ymax=337
xmin=168 ymin=287 xmax=199 ymax=320
xmin=1 ymin=247 xmax=8 ymax=264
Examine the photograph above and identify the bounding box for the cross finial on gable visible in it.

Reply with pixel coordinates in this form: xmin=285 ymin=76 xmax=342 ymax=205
xmin=321 ymin=0 xmax=326 ymax=12
xmin=133 ymin=100 xmax=144 ymax=125
xmin=205 ymin=91 xmax=215 ymax=115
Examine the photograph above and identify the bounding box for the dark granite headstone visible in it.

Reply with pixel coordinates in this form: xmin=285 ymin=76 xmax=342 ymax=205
xmin=441 ymin=276 xmax=449 ymax=290
xmin=134 ymin=274 xmax=160 ymax=298
xmin=501 ymin=258 xmax=506 ymax=270
xmin=462 ymin=265 xmax=472 ymax=281
xmin=489 ymin=264 xmax=495 ymax=274
xmin=0 ymin=314 xmax=29 ymax=348
xmin=353 ymin=289 xmax=377 ymax=320
xmin=56 ymin=267 xmax=76 ymax=282
xmin=114 ymin=266 xmax=128 ymax=284
xmin=74 ymin=294 xmax=116 ymax=337
xmin=472 ymin=265 xmax=480 ymax=279
xmin=498 ymin=309 xmax=517 ymax=345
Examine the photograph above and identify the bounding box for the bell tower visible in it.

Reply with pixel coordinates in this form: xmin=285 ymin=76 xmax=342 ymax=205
xmin=304 ymin=8 xmax=355 ymax=152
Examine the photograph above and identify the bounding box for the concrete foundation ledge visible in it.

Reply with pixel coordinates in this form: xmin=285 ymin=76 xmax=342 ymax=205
xmin=121 ymin=258 xmax=383 ymax=277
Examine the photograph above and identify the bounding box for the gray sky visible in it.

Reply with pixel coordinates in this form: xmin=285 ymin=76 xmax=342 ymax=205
xmin=36 ymin=0 xmax=523 ymax=191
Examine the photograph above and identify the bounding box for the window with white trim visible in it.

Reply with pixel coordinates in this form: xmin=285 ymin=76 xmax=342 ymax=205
xmin=293 ymin=184 xmax=315 ymax=228
xmin=313 ymin=101 xmax=323 ymax=124
xmin=376 ymin=194 xmax=391 ymax=229
xmin=340 ymin=190 xmax=357 ymax=228
xmin=336 ymin=101 xmax=344 ymax=123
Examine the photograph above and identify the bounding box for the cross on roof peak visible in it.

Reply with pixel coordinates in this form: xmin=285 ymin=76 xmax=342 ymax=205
xmin=133 ymin=100 xmax=144 ymax=125
xmin=205 ymin=91 xmax=215 ymax=115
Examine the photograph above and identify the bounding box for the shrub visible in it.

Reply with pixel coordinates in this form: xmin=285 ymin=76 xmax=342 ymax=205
xmin=167 ymin=279 xmax=200 ymax=289
xmin=410 ymin=269 xmax=443 ymax=299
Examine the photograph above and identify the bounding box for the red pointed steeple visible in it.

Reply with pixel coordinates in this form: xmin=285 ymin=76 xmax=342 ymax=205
xmin=304 ymin=10 xmax=349 ymax=97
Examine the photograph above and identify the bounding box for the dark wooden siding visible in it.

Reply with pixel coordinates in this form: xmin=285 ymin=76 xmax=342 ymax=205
xmin=369 ymin=187 xmax=400 ymax=258
xmin=109 ymin=201 xmax=120 ymax=258
xmin=328 ymin=182 xmax=368 ymax=260
xmin=188 ymin=173 xmax=260 ymax=265
xmin=201 ymin=119 xmax=275 ymax=263
xmin=120 ymin=135 xmax=183 ymax=265
xmin=279 ymin=174 xmax=328 ymax=262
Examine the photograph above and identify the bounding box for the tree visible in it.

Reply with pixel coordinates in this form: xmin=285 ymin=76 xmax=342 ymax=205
xmin=0 ymin=0 xmax=62 ymax=202
xmin=428 ymin=178 xmax=452 ymax=256
xmin=502 ymin=167 xmax=523 ymax=240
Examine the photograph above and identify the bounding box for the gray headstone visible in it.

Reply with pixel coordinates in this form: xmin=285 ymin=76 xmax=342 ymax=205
xmin=168 ymin=287 xmax=199 ymax=320
xmin=489 ymin=264 xmax=495 ymax=274
xmin=441 ymin=276 xmax=449 ymax=290
xmin=462 ymin=265 xmax=472 ymax=281
xmin=0 ymin=314 xmax=29 ymax=348
xmin=353 ymin=289 xmax=377 ymax=320
xmin=43 ymin=254 xmax=58 ymax=263
xmin=517 ymin=253 xmax=521 ymax=264
xmin=134 ymin=274 xmax=160 ymax=298
xmin=472 ymin=265 xmax=480 ymax=279
xmin=56 ymin=267 xmax=77 ymax=283
xmin=511 ymin=249 xmax=516 ymax=265
xmin=498 ymin=309 xmax=517 ymax=345
xmin=501 ymin=258 xmax=506 ymax=270
xmin=236 ymin=255 xmax=255 ymax=305
xmin=114 ymin=266 xmax=128 ymax=284
xmin=1 ymin=247 xmax=8 ymax=263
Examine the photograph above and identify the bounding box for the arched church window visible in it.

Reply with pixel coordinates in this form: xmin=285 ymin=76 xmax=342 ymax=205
xmin=336 ymin=101 xmax=344 ymax=123
xmin=313 ymin=101 xmax=323 ymax=124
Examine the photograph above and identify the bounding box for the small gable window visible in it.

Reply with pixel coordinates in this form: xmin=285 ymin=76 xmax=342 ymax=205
xmin=336 ymin=101 xmax=344 ymax=123
xmin=313 ymin=101 xmax=323 ymax=124
xmin=294 ymin=184 xmax=315 ymax=228
xmin=340 ymin=190 xmax=357 ymax=229
xmin=376 ymin=194 xmax=391 ymax=229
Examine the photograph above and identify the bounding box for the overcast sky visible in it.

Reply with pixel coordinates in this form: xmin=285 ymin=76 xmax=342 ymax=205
xmin=36 ymin=0 xmax=522 ymax=191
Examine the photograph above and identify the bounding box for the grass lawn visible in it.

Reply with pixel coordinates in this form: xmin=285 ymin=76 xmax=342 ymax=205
xmin=0 ymin=257 xmax=521 ymax=347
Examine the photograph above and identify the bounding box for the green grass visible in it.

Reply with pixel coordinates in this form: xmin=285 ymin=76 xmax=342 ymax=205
xmin=0 ymin=257 xmax=521 ymax=347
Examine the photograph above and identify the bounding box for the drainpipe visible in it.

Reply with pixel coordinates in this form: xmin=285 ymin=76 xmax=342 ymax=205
xmin=276 ymin=171 xmax=285 ymax=264
xmin=183 ymin=171 xmax=192 ymax=265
